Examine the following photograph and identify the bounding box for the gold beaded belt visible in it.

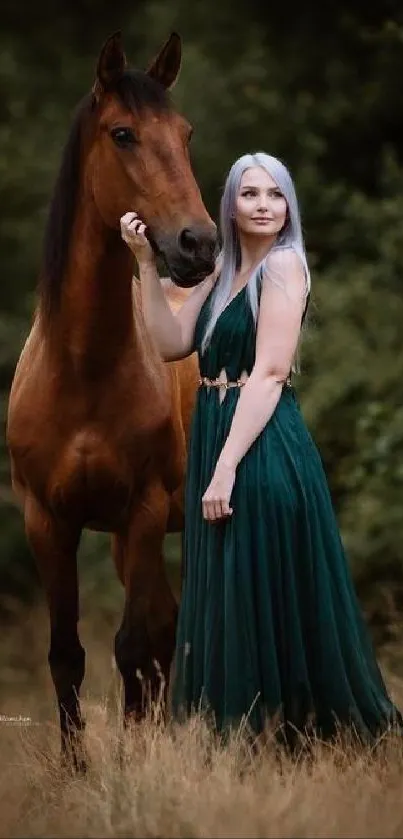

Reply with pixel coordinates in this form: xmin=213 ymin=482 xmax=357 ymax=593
xmin=199 ymin=375 xmax=292 ymax=390
xmin=199 ymin=375 xmax=246 ymax=390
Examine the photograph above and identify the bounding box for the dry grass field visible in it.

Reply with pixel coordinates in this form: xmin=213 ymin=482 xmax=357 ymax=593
xmin=1 ymin=594 xmax=403 ymax=838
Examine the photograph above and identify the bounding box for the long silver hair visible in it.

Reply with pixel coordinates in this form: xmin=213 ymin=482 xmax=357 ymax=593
xmin=201 ymin=152 xmax=311 ymax=355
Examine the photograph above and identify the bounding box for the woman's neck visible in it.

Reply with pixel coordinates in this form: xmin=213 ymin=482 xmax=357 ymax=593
xmin=237 ymin=232 xmax=278 ymax=275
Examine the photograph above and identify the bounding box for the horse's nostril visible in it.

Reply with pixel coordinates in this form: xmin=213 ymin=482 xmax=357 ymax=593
xmin=179 ymin=228 xmax=198 ymax=254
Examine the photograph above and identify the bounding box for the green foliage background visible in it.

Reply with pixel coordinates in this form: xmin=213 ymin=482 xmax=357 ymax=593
xmin=1 ymin=0 xmax=403 ymax=636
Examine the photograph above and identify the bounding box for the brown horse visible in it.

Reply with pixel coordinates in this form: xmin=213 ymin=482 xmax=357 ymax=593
xmin=6 ymin=31 xmax=216 ymax=770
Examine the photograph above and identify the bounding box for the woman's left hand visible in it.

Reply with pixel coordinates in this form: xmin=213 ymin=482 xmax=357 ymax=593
xmin=202 ymin=461 xmax=236 ymax=522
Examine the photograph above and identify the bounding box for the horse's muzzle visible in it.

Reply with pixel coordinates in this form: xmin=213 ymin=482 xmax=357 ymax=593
xmin=153 ymin=226 xmax=217 ymax=288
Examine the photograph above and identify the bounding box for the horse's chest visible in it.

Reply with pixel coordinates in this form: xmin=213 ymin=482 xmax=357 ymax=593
xmin=40 ymin=426 xmax=153 ymax=527
xmin=8 ymin=352 xmax=177 ymax=526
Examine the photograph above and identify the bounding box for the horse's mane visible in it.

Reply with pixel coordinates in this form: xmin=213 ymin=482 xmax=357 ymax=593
xmin=39 ymin=70 xmax=170 ymax=321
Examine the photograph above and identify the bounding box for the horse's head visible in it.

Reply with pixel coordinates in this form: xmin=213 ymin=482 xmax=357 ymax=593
xmin=88 ymin=32 xmax=217 ymax=287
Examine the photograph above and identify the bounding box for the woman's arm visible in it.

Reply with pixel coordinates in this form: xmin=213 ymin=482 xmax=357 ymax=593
xmin=121 ymin=211 xmax=218 ymax=361
xmin=139 ymin=260 xmax=217 ymax=361
xmin=202 ymin=249 xmax=307 ymax=521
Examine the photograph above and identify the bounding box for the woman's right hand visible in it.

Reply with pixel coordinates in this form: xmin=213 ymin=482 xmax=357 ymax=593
xmin=120 ymin=212 xmax=155 ymax=266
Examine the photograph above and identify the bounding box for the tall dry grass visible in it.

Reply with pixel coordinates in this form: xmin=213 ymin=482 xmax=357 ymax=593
xmin=1 ymin=600 xmax=403 ymax=838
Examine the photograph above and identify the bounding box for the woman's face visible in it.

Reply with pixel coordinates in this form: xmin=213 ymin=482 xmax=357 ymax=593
xmin=235 ymin=166 xmax=287 ymax=237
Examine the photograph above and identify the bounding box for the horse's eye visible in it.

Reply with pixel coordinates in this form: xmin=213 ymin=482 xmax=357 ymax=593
xmin=110 ymin=127 xmax=137 ymax=148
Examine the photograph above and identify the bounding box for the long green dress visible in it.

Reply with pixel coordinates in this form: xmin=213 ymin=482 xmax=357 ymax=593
xmin=171 ymin=284 xmax=401 ymax=744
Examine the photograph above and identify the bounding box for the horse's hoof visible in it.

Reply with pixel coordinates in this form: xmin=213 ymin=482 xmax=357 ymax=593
xmin=60 ymin=741 xmax=88 ymax=776
xmin=60 ymin=752 xmax=88 ymax=776
xmin=123 ymin=708 xmax=144 ymax=729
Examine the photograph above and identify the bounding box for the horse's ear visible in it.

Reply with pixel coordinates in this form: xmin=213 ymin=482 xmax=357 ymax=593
xmin=146 ymin=32 xmax=182 ymax=90
xmin=93 ymin=31 xmax=127 ymax=98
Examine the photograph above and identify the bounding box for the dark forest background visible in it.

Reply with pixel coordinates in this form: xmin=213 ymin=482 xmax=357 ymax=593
xmin=1 ymin=0 xmax=403 ymax=647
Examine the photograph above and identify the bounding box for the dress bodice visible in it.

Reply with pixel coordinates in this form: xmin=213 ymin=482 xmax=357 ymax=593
xmin=195 ymin=284 xmax=310 ymax=382
xmin=194 ymin=286 xmax=255 ymax=381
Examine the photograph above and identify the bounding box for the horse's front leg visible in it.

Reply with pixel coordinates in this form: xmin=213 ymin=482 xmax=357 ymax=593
xmin=113 ymin=482 xmax=178 ymax=725
xmin=24 ymin=495 xmax=86 ymax=772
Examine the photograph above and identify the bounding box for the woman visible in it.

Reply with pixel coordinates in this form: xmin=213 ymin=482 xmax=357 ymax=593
xmin=120 ymin=152 xmax=401 ymax=746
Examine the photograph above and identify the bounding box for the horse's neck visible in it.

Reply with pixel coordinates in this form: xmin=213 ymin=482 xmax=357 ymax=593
xmin=54 ymin=198 xmax=139 ymax=377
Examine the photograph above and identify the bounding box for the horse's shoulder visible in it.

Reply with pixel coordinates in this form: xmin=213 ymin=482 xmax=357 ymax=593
xmin=160 ymin=277 xmax=192 ymax=312
xmin=132 ymin=274 xmax=192 ymax=313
